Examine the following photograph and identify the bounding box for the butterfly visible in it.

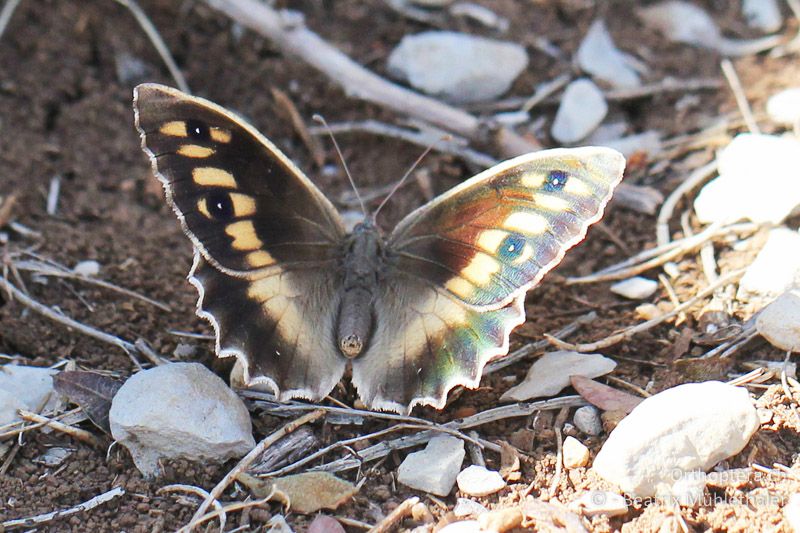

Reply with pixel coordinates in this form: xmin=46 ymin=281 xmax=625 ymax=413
xmin=133 ymin=83 xmax=625 ymax=414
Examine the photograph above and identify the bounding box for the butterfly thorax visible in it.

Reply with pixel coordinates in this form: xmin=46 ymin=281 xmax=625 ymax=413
xmin=336 ymin=220 xmax=385 ymax=359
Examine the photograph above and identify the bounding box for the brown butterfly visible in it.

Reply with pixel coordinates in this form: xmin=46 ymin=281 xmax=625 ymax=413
xmin=133 ymin=83 xmax=625 ymax=413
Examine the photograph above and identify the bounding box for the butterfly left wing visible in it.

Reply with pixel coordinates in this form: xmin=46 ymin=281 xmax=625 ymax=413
xmin=352 ymin=148 xmax=625 ymax=412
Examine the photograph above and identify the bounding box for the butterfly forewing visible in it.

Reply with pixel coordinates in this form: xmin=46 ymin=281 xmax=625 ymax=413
xmin=134 ymin=84 xmax=345 ymax=276
xmin=389 ymin=148 xmax=625 ymax=309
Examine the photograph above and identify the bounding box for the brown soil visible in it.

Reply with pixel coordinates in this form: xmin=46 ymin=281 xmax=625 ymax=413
xmin=1 ymin=0 xmax=799 ymax=531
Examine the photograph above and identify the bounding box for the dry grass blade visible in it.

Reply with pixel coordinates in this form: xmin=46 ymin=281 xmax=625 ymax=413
xmin=271 ymin=87 xmax=326 ymax=167
xmin=17 ymin=409 xmax=103 ymax=448
xmin=1 ymin=486 xmax=124 ymax=529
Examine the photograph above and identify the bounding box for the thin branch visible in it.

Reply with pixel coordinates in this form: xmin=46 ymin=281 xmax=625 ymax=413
xmin=17 ymin=410 xmax=103 ymax=448
xmin=720 ymin=59 xmax=759 ymax=134
xmin=2 ymin=487 xmax=125 ymax=529
xmin=159 ymin=484 xmax=225 ymax=531
xmin=656 ymin=159 xmax=718 ymax=247
xmin=203 ymin=0 xmax=539 ymax=158
xmin=369 ymin=497 xmax=419 ymax=533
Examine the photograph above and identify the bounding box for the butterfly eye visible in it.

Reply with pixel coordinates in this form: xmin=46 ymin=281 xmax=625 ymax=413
xmin=205 ymin=191 xmax=234 ymax=220
xmin=186 ymin=119 xmax=211 ymax=141
xmin=499 ymin=234 xmax=526 ymax=261
xmin=544 ymin=170 xmax=568 ymax=191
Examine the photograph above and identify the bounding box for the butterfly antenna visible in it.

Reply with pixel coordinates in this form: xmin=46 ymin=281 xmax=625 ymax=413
xmin=313 ymin=114 xmax=367 ymax=217
xmin=372 ymin=134 xmax=451 ymax=222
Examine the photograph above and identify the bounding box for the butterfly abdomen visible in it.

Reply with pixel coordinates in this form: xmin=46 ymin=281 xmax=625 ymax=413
xmin=336 ymin=221 xmax=385 ymax=358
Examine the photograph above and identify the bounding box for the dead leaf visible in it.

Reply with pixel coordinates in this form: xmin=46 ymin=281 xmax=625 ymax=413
xmin=498 ymin=441 xmax=521 ymax=482
xmin=52 ymin=371 xmax=123 ymax=434
xmin=570 ymin=375 xmax=642 ymax=413
xmin=237 ymin=472 xmax=357 ymax=514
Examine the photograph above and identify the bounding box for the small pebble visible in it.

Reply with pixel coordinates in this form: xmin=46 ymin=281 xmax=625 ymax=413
xmin=610 ymin=277 xmax=658 ymax=300
xmin=784 ymin=493 xmax=800 ymax=531
xmin=635 ymin=303 xmax=662 ymax=321
xmin=576 ymin=19 xmax=641 ymax=88
xmin=0 ymin=365 xmax=59 ymax=425
xmin=551 ymin=79 xmax=608 ymax=144
xmin=397 ymin=435 xmax=465 ymax=496
xmin=411 ymin=502 xmax=434 ymax=523
xmin=477 ymin=508 xmax=523 ymax=532
xmin=574 ymin=406 xmax=603 ymax=436
xmin=569 ymin=490 xmax=628 ymax=517
xmin=756 ymin=289 xmax=800 ymax=351
xmin=439 ymin=521 xmax=485 ymax=533
xmin=34 ymin=447 xmax=72 ymax=467
xmin=738 ymin=228 xmax=800 ymax=303
xmin=453 ymin=498 xmax=489 ymax=517
xmin=73 ymin=260 xmax=101 ymax=276
xmin=742 ymin=0 xmax=783 ymax=33
xmin=767 ymin=88 xmax=800 ymax=126
xmin=501 ymin=351 xmax=616 ymax=402
xmin=456 ymin=465 xmax=506 ymax=497
xmin=562 ymin=436 xmax=590 ymax=469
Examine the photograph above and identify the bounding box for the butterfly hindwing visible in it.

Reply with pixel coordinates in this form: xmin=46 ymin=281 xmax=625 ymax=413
xmin=133 ymin=83 xmax=346 ymax=276
xmin=389 ymin=148 xmax=625 ymax=309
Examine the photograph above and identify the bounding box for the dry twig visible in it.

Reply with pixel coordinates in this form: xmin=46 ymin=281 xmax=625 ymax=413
xmin=17 ymin=409 xmax=103 ymax=448
xmin=2 ymin=486 xmax=124 ymax=530
xmin=369 ymin=496 xmax=419 ymax=533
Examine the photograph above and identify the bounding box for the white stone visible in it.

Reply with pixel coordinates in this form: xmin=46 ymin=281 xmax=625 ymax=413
xmin=456 ymin=465 xmax=506 ymax=496
xmin=767 ymin=88 xmax=800 ymax=126
xmin=501 ymin=351 xmax=616 ymax=402
xmin=439 ymin=521 xmax=485 ymax=533
xmin=657 ymin=470 xmax=707 ymax=507
xmin=592 ymin=381 xmax=759 ymax=498
xmin=577 ymin=19 xmax=641 ymax=88
xmin=638 ymin=1 xmax=781 ymax=56
xmin=610 ymin=277 xmax=658 ymax=300
xmin=73 ymin=260 xmax=100 ymax=276
xmin=0 ymin=365 xmax=59 ymax=425
xmin=109 ymin=363 xmax=255 ymax=478
xmin=563 ymin=436 xmax=590 ymax=469
xmin=784 ymin=493 xmax=800 ymax=533
xmin=738 ymin=228 xmax=800 ymax=302
xmin=600 ymin=131 xmax=662 ymax=158
xmin=742 ymin=0 xmax=783 ymax=33
xmin=569 ymin=490 xmax=628 ymax=517
xmin=397 ymin=435 xmax=465 ymax=496
xmin=757 ymin=289 xmax=800 ymax=351
xmin=453 ymin=498 xmax=489 ymax=517
xmin=387 ymin=31 xmax=528 ymax=103
xmin=574 ymin=406 xmax=603 ymax=436
xmin=551 ymin=79 xmax=608 ymax=144
xmin=267 ymin=515 xmax=294 ymax=533
xmin=695 ymin=134 xmax=800 ymax=225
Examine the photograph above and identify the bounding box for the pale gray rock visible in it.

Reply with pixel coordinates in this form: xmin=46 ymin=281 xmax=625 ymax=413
xmin=756 ymin=289 xmax=800 ymax=351
xmin=34 ymin=447 xmax=72 ymax=467
xmin=397 ymin=435 xmax=465 ymax=496
xmin=784 ymin=493 xmax=800 ymax=533
xmin=600 ymin=131 xmax=662 ymax=158
xmin=638 ymin=1 xmax=782 ymax=56
xmin=593 ymin=381 xmax=759 ymax=498
xmin=742 ymin=0 xmax=783 ymax=33
xmin=767 ymin=88 xmax=800 ymax=126
xmin=577 ymin=19 xmax=641 ymax=88
xmin=738 ymin=228 xmax=800 ymax=303
xmin=610 ymin=277 xmax=658 ymax=300
xmin=574 ymin=406 xmax=603 ymax=436
xmin=694 ymin=134 xmax=800 ymax=225
xmin=453 ymin=498 xmax=489 ymax=517
xmin=562 ymin=436 xmax=590 ymax=469
xmin=501 ymin=351 xmax=616 ymax=402
xmin=73 ymin=260 xmax=100 ymax=276
xmin=456 ymin=465 xmax=506 ymax=496
xmin=569 ymin=490 xmax=628 ymax=517
xmin=387 ymin=31 xmax=528 ymax=103
xmin=110 ymin=362 xmax=255 ymax=478
xmin=551 ymin=79 xmax=608 ymax=144
xmin=0 ymin=365 xmax=59 ymax=425
xmin=660 ymin=470 xmax=707 ymax=507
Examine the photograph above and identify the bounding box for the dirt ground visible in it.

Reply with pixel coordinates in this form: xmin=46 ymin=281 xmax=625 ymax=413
xmin=1 ymin=0 xmax=800 ymax=531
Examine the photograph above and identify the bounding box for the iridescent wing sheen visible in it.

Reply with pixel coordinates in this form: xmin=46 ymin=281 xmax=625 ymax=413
xmin=356 ymin=148 xmax=625 ymax=412
xmin=388 ymin=147 xmax=625 ymax=309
